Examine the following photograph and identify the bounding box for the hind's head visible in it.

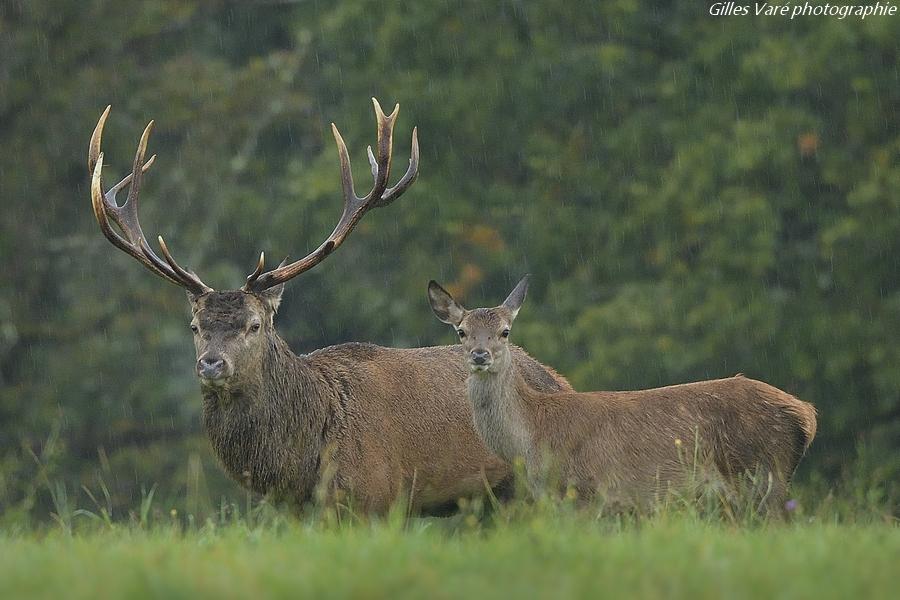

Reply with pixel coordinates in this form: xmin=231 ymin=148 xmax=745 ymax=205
xmin=428 ymin=276 xmax=529 ymax=375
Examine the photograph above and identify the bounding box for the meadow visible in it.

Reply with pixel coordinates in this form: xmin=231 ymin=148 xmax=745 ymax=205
xmin=2 ymin=480 xmax=897 ymax=600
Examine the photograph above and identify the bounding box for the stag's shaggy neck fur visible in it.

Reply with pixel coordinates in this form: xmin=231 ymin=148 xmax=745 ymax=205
xmin=201 ymin=332 xmax=329 ymax=506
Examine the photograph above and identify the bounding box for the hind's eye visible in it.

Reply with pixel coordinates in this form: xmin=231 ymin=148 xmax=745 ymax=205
xmin=500 ymin=329 xmax=510 ymax=338
xmin=457 ymin=329 xmax=466 ymax=339
xmin=249 ymin=322 xmax=261 ymax=333
xmin=190 ymin=324 xmax=199 ymax=334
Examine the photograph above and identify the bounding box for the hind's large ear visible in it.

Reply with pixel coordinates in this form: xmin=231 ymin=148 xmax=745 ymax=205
xmin=259 ymin=283 xmax=285 ymax=314
xmin=502 ymin=275 xmax=529 ymax=320
xmin=428 ymin=280 xmax=466 ymax=326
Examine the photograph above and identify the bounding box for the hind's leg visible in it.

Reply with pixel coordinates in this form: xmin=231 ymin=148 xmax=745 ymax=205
xmin=754 ymin=470 xmax=790 ymax=519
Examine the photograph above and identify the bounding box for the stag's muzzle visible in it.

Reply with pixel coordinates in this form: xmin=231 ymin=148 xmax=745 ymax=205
xmin=197 ymin=355 xmax=229 ymax=381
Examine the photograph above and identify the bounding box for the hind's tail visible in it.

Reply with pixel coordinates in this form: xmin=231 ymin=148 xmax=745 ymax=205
xmin=791 ymin=400 xmax=817 ymax=452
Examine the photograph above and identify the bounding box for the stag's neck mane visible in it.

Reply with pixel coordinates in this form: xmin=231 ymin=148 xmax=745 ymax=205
xmin=201 ymin=332 xmax=331 ymax=503
xmin=466 ymin=360 xmax=535 ymax=463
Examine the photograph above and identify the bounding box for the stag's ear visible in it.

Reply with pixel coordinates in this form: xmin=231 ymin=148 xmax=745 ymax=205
xmin=502 ymin=275 xmax=529 ymax=320
xmin=258 ymin=283 xmax=285 ymax=314
xmin=428 ymin=280 xmax=466 ymax=326
xmin=186 ymin=290 xmax=202 ymax=305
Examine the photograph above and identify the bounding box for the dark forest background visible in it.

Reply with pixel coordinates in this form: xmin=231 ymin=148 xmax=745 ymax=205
xmin=1 ymin=1 xmax=898 ymax=523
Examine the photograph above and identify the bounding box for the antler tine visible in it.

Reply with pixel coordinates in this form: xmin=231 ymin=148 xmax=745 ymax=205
xmin=243 ymin=252 xmax=266 ymax=289
xmin=332 ymin=122 xmax=358 ymax=209
xmin=89 ymin=106 xmax=157 ymax=208
xmin=88 ymin=105 xmax=112 ymax=177
xmin=367 ymin=97 xmax=398 ymax=203
xmin=89 ymin=107 xmax=212 ymax=295
xmin=244 ymin=98 xmax=420 ymax=292
xmin=379 ymin=125 xmax=419 ymax=207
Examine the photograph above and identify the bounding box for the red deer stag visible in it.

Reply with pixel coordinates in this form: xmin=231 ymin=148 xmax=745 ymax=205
xmin=428 ymin=276 xmax=817 ymax=513
xmin=87 ymin=100 xmax=572 ymax=513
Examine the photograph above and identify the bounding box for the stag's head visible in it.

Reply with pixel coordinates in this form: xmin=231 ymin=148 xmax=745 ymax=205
xmin=428 ymin=277 xmax=529 ymax=375
xmin=88 ymin=99 xmax=418 ymax=387
xmin=186 ymin=289 xmax=283 ymax=386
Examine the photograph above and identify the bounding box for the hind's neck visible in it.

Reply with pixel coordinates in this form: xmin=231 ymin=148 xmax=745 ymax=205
xmin=467 ymin=360 xmax=533 ymax=463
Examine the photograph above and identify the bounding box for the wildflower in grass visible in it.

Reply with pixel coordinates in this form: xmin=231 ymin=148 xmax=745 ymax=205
xmin=785 ymin=499 xmax=798 ymax=512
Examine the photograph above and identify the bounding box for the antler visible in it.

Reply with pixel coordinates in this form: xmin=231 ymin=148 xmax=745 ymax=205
xmin=243 ymin=98 xmax=419 ymax=292
xmin=88 ymin=106 xmax=213 ymax=296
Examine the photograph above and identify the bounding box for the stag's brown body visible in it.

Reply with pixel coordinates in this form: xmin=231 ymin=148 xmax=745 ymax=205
xmin=429 ymin=277 xmax=817 ymax=511
xmin=86 ymin=100 xmax=573 ymax=512
xmin=199 ymin=293 xmax=571 ymax=511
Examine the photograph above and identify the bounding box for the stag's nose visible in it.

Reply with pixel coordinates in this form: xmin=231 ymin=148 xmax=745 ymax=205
xmin=197 ymin=356 xmax=226 ymax=380
xmin=471 ymin=349 xmax=491 ymax=366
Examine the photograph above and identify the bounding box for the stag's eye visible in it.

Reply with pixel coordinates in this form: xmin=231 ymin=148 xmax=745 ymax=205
xmin=500 ymin=329 xmax=510 ymax=338
xmin=457 ymin=329 xmax=467 ymax=339
xmin=249 ymin=322 xmax=261 ymax=333
xmin=190 ymin=324 xmax=199 ymax=334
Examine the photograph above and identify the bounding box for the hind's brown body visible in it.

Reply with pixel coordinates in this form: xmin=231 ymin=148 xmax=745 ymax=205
xmin=430 ymin=277 xmax=817 ymax=512
xmin=497 ymin=374 xmax=816 ymax=507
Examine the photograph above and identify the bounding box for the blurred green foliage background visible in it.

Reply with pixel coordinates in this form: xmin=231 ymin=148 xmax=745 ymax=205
xmin=1 ymin=1 xmax=897 ymax=523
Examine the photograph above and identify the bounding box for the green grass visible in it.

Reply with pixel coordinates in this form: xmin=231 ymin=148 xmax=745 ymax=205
xmin=2 ymin=510 xmax=898 ymax=599
xmin=2 ymin=463 xmax=898 ymax=599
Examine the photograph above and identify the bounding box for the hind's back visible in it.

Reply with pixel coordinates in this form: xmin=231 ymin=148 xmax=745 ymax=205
xmin=524 ymin=375 xmax=815 ymax=509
